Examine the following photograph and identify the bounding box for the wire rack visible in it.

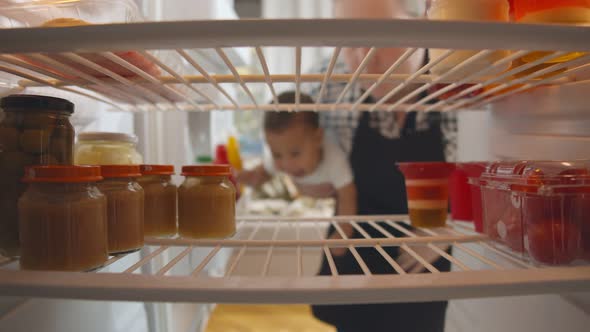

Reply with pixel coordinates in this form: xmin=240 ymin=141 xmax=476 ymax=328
xmin=0 ymin=19 xmax=589 ymax=112
xmin=1 ymin=216 xmax=588 ymax=306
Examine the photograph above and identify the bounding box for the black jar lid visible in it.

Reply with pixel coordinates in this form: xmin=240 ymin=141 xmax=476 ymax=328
xmin=0 ymin=94 xmax=74 ymax=113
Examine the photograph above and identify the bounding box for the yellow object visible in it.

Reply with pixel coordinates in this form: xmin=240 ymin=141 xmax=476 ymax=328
xmin=41 ymin=18 xmax=90 ymax=27
xmin=205 ymin=304 xmax=335 ymax=332
xmin=75 ymin=132 xmax=143 ymax=165
xmin=226 ymin=135 xmax=243 ymax=171
xmin=518 ymin=8 xmax=589 ymax=64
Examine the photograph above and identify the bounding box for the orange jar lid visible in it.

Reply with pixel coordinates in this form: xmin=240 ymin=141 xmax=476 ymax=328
xmin=140 ymin=164 xmax=175 ymax=175
xmin=182 ymin=165 xmax=231 ymax=177
xmin=23 ymin=165 xmax=102 ymax=183
xmin=100 ymin=165 xmax=142 ymax=178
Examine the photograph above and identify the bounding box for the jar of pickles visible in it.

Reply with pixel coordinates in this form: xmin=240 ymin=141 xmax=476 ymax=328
xmin=18 ymin=165 xmax=108 ymax=271
xmin=178 ymin=165 xmax=236 ymax=239
xmin=0 ymin=94 xmax=75 ymax=257
xmin=99 ymin=165 xmax=144 ymax=254
xmin=138 ymin=165 xmax=177 ymax=237
xmin=75 ymin=132 xmax=143 ymax=165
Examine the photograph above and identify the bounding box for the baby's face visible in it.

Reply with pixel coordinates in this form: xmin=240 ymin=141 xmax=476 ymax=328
xmin=265 ymin=123 xmax=323 ymax=178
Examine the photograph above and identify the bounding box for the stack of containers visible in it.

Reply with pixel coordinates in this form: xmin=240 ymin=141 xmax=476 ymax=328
xmin=475 ymin=160 xmax=590 ymax=266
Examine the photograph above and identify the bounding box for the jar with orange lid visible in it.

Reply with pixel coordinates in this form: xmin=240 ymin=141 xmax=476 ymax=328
xmin=513 ymin=0 xmax=589 ymax=63
xmin=138 ymin=165 xmax=177 ymax=237
xmin=178 ymin=165 xmax=236 ymax=239
xmin=98 ymin=165 xmax=144 ymax=254
xmin=18 ymin=165 xmax=108 ymax=271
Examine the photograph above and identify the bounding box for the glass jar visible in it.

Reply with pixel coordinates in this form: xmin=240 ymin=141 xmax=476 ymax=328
xmin=178 ymin=165 xmax=236 ymax=239
xmin=98 ymin=165 xmax=144 ymax=254
xmin=0 ymin=94 xmax=75 ymax=257
xmin=18 ymin=165 xmax=108 ymax=271
xmin=75 ymin=132 xmax=143 ymax=165
xmin=427 ymin=0 xmax=511 ymax=77
xmin=138 ymin=165 xmax=177 ymax=237
xmin=513 ymin=0 xmax=589 ymax=63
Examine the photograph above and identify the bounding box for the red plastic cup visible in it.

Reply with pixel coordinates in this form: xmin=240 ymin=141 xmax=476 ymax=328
xmin=397 ymin=162 xmax=455 ymax=228
xmin=453 ymin=162 xmax=487 ymax=232
xmin=450 ymin=167 xmax=472 ymax=222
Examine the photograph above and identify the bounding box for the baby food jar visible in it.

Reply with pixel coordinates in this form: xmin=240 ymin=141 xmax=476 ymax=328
xmin=178 ymin=165 xmax=236 ymax=239
xmin=75 ymin=132 xmax=143 ymax=165
xmin=138 ymin=165 xmax=177 ymax=237
xmin=427 ymin=0 xmax=511 ymax=78
xmin=513 ymin=0 xmax=589 ymax=63
xmin=18 ymin=165 xmax=108 ymax=271
xmin=99 ymin=165 xmax=144 ymax=254
xmin=0 ymin=94 xmax=75 ymax=257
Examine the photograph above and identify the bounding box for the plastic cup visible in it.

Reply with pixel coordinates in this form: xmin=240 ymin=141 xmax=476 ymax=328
xmin=397 ymin=162 xmax=455 ymax=228
xmin=451 ymin=162 xmax=487 ymax=231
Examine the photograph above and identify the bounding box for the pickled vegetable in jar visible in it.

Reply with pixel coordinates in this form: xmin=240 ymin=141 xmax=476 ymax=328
xmin=75 ymin=132 xmax=143 ymax=165
xmin=138 ymin=165 xmax=177 ymax=237
xmin=514 ymin=0 xmax=589 ymax=63
xmin=178 ymin=165 xmax=236 ymax=239
xmin=98 ymin=165 xmax=144 ymax=254
xmin=0 ymin=94 xmax=75 ymax=257
xmin=18 ymin=165 xmax=108 ymax=271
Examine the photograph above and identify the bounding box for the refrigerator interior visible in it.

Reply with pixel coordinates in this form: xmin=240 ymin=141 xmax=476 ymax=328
xmin=0 ymin=1 xmax=590 ymax=332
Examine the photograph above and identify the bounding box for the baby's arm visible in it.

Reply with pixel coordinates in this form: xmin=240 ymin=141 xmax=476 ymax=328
xmin=236 ymin=164 xmax=271 ymax=188
xmin=335 ymin=182 xmax=357 ymax=216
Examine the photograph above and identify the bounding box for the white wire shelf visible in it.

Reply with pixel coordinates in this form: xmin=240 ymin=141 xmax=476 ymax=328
xmin=0 ymin=19 xmax=589 ymax=112
xmin=0 ymin=215 xmax=588 ymax=305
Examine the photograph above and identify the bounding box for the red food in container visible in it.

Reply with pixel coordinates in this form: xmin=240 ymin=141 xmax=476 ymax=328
xmin=476 ymin=160 xmax=590 ymax=265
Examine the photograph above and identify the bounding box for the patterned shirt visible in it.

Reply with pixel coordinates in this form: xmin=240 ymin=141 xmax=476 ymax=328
xmin=303 ymin=60 xmax=458 ymax=162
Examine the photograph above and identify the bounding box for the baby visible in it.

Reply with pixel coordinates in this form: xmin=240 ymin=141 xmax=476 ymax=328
xmin=237 ymin=91 xmax=357 ymax=216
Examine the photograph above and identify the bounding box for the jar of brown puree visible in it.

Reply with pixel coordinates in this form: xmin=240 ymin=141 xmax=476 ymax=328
xmin=0 ymin=94 xmax=75 ymax=257
xmin=178 ymin=165 xmax=236 ymax=239
xmin=18 ymin=165 xmax=108 ymax=271
xmin=99 ymin=165 xmax=144 ymax=254
xmin=138 ymin=165 xmax=177 ymax=237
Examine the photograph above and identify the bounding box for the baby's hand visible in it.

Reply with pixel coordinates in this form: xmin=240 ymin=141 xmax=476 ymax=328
xmin=236 ymin=166 xmax=268 ymax=187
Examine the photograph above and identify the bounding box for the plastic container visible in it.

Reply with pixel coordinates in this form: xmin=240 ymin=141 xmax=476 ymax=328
xmin=0 ymin=0 xmax=142 ymax=27
xmin=0 ymin=94 xmax=75 ymax=257
xmin=18 ymin=165 xmax=108 ymax=271
xmin=477 ymin=160 xmax=590 ymax=265
xmin=397 ymin=162 xmax=455 ymax=228
xmin=178 ymin=165 xmax=236 ymax=239
xmin=75 ymin=132 xmax=143 ymax=165
xmin=461 ymin=162 xmax=489 ymax=233
xmin=138 ymin=165 xmax=177 ymax=237
xmin=427 ymin=0 xmax=511 ymax=78
xmin=450 ymin=162 xmax=488 ymax=224
xmin=98 ymin=165 xmax=144 ymax=254
xmin=0 ymin=1 xmax=161 ymax=78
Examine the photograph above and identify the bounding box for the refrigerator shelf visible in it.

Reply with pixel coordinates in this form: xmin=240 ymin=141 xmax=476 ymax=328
xmin=0 ymin=19 xmax=589 ymax=112
xmin=0 ymin=215 xmax=588 ymax=305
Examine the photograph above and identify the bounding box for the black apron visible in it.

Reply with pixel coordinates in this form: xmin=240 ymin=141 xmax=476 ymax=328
xmin=311 ymin=107 xmax=451 ymax=332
